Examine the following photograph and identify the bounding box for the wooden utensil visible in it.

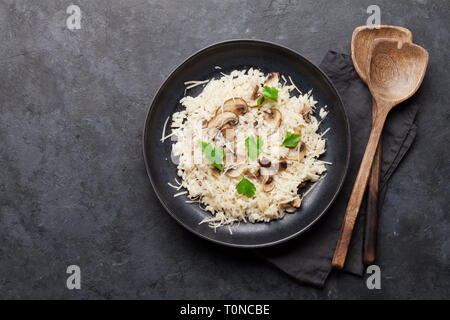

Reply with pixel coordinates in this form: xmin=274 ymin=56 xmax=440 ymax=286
xmin=352 ymin=26 xmax=413 ymax=83
xmin=351 ymin=26 xmax=412 ymax=264
xmin=332 ymin=38 xmax=429 ymax=269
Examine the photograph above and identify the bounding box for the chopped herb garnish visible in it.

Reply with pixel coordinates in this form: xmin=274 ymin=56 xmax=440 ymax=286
xmin=245 ymin=135 xmax=263 ymax=160
xmin=201 ymin=141 xmax=225 ymax=171
xmin=257 ymin=95 xmax=264 ymax=107
xmin=262 ymin=86 xmax=278 ymax=101
xmin=236 ymin=177 xmax=256 ymax=198
xmin=257 ymin=86 xmax=278 ymax=108
xmin=281 ymin=131 xmax=301 ymax=148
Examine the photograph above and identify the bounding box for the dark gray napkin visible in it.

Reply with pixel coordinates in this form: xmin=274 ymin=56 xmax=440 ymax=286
xmin=256 ymin=51 xmax=419 ymax=288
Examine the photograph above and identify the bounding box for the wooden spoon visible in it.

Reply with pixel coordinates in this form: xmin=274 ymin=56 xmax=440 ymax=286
xmin=351 ymin=26 xmax=412 ymax=265
xmin=352 ymin=26 xmax=413 ymax=83
xmin=332 ymin=38 xmax=429 ymax=269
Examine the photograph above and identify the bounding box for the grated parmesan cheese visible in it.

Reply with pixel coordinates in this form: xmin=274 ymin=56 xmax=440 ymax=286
xmin=319 ymin=107 xmax=328 ymax=119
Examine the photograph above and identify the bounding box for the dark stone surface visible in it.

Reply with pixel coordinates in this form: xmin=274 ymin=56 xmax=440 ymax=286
xmin=0 ymin=0 xmax=448 ymax=299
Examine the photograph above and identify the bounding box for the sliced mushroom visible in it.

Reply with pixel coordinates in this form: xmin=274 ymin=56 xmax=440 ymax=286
xmin=243 ymin=167 xmax=258 ymax=179
xmin=285 ymin=141 xmax=306 ymax=161
xmin=254 ymin=168 xmax=261 ymax=179
xmin=294 ymin=126 xmax=303 ymax=135
xmin=302 ymin=110 xmax=311 ymax=123
xmin=271 ymin=160 xmax=287 ymax=173
xmin=258 ymin=157 xmax=271 ymax=167
xmin=257 ymin=166 xmax=275 ymax=193
xmin=225 ymin=166 xmax=245 ymax=178
xmin=258 ymin=166 xmax=275 ymax=178
xmin=280 ymin=196 xmax=302 ymax=209
xmin=223 ymin=148 xmax=235 ymax=166
xmin=280 ymin=202 xmax=291 ymax=209
xmin=224 ymin=152 xmax=246 ymax=178
xmin=248 ymin=85 xmax=261 ymax=107
xmin=262 ymin=176 xmax=275 ymax=192
xmin=279 ymin=160 xmax=287 ymax=171
xmin=251 ymin=85 xmax=260 ymax=100
xmin=219 ymin=98 xmax=248 ymax=116
xmin=206 ymin=111 xmax=238 ymax=137
xmin=211 ymin=166 xmax=222 ymax=179
xmin=261 ymin=108 xmax=282 ymax=135
xmin=264 ymin=72 xmax=280 ymax=87
xmin=291 ymin=196 xmax=302 ymax=208
xmin=297 ymin=181 xmax=307 ymax=188
xmin=258 ymin=160 xmax=285 ymax=176
xmin=220 ymin=124 xmax=235 ymax=141
xmin=301 ymin=104 xmax=311 ymax=123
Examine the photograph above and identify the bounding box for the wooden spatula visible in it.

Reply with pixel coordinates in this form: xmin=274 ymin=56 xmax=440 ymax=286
xmin=332 ymin=38 xmax=429 ymax=269
xmin=351 ymin=25 xmax=412 ymax=264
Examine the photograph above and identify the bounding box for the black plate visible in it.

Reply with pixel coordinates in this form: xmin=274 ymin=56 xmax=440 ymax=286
xmin=143 ymin=40 xmax=350 ymax=248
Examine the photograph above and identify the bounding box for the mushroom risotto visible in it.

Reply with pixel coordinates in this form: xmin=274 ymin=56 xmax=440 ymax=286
xmin=165 ymin=69 xmax=329 ymax=229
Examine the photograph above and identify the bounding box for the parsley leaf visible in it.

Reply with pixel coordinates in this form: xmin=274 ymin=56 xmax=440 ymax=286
xmin=257 ymin=95 xmax=264 ymax=107
xmin=245 ymin=136 xmax=263 ymax=160
xmin=281 ymin=132 xmax=301 ymax=148
xmin=201 ymin=141 xmax=225 ymax=171
xmin=236 ymin=177 xmax=256 ymax=198
xmin=257 ymin=86 xmax=278 ymax=108
xmin=262 ymin=86 xmax=278 ymax=101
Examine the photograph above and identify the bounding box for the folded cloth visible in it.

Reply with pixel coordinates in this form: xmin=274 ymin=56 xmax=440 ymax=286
xmin=256 ymin=51 xmax=420 ymax=288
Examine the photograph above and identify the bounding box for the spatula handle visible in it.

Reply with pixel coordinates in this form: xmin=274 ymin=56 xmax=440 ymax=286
xmin=332 ymin=105 xmax=387 ymax=269
xmin=364 ymin=141 xmax=381 ymax=264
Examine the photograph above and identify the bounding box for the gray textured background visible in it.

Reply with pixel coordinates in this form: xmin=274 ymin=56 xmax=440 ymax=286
xmin=0 ymin=0 xmax=449 ymax=299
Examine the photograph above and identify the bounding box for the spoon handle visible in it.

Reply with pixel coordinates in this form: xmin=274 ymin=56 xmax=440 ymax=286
xmin=364 ymin=98 xmax=381 ymax=265
xmin=364 ymin=141 xmax=381 ymax=265
xmin=332 ymin=105 xmax=388 ymax=269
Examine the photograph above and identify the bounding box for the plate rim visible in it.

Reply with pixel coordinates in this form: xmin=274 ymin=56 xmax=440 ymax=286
xmin=142 ymin=39 xmax=351 ymax=248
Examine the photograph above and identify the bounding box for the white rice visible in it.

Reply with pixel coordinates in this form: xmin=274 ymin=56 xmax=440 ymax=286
xmin=168 ymin=69 xmax=328 ymax=228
